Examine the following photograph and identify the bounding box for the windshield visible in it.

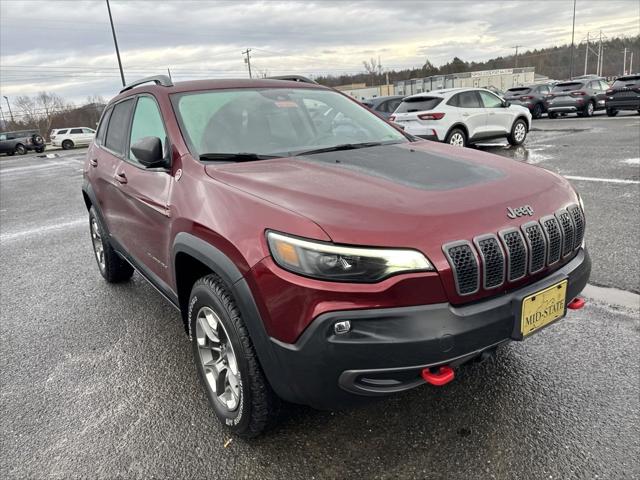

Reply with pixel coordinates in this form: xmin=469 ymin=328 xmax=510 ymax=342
xmin=396 ymin=97 xmax=443 ymax=113
xmin=173 ymin=88 xmax=407 ymax=158
xmin=612 ymin=76 xmax=640 ymax=89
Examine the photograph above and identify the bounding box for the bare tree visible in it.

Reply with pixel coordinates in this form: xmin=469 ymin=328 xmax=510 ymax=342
xmin=36 ymin=91 xmax=66 ymax=134
xmin=14 ymin=95 xmax=39 ymax=125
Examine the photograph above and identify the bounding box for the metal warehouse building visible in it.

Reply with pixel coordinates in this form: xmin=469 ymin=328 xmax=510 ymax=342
xmin=395 ymin=67 xmax=535 ymax=96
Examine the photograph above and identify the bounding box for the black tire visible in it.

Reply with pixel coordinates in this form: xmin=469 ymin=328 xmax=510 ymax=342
xmin=89 ymin=207 xmax=134 ymax=282
xmin=6 ymin=151 xmax=15 ymax=156
xmin=35 ymin=147 xmax=45 ymax=153
xmin=32 ymin=134 xmax=44 ymax=145
xmin=548 ymin=112 xmax=558 ymax=119
xmin=507 ymin=118 xmax=528 ymax=146
xmin=445 ymin=128 xmax=467 ymax=147
xmin=14 ymin=144 xmax=27 ymax=155
xmin=62 ymin=139 xmax=74 ymax=150
xmin=532 ymin=103 xmax=543 ymax=119
xmin=189 ymin=274 xmax=280 ymax=438
xmin=606 ymin=108 xmax=618 ymax=117
xmin=583 ymin=101 xmax=595 ymax=117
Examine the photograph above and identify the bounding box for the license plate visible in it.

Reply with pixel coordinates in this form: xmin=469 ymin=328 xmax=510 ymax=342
xmin=520 ymin=280 xmax=568 ymax=337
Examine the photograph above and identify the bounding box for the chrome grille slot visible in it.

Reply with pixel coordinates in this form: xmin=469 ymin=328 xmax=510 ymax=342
xmin=442 ymin=241 xmax=479 ymax=296
xmin=473 ymin=234 xmax=505 ymax=289
xmin=521 ymin=222 xmax=547 ymax=274
xmin=540 ymin=215 xmax=562 ymax=265
xmin=498 ymin=228 xmax=527 ymax=282
xmin=555 ymin=209 xmax=575 ymax=257
xmin=567 ymin=204 xmax=585 ymax=249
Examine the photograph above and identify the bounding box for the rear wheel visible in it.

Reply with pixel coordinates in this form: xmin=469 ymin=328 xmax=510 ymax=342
xmin=532 ymin=103 xmax=543 ymax=119
xmin=35 ymin=147 xmax=45 ymax=153
xmin=15 ymin=144 xmax=27 ymax=155
xmin=583 ymin=101 xmax=594 ymax=117
xmin=62 ymin=139 xmax=74 ymax=150
xmin=445 ymin=128 xmax=467 ymax=147
xmin=89 ymin=207 xmax=133 ymax=282
xmin=548 ymin=112 xmax=558 ymax=119
xmin=508 ymin=119 xmax=528 ymax=146
xmin=606 ymin=108 xmax=618 ymax=117
xmin=189 ymin=274 xmax=280 ymax=438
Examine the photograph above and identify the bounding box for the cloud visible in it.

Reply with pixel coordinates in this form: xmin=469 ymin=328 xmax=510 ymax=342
xmin=0 ymin=0 xmax=638 ymax=103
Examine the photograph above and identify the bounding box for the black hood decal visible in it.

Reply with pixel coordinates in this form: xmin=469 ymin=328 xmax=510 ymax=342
xmin=299 ymin=144 xmax=504 ymax=191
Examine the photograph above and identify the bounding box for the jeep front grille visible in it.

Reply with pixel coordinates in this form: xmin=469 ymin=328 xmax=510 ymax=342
xmin=443 ymin=204 xmax=584 ymax=296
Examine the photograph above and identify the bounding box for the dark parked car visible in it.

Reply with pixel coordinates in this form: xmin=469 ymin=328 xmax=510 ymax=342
xmin=361 ymin=95 xmax=404 ymax=119
xmin=503 ymin=84 xmax=553 ymax=119
xmin=544 ymin=78 xmax=609 ymax=118
xmin=83 ymin=75 xmax=589 ymax=437
xmin=605 ymin=74 xmax=640 ymax=116
xmin=0 ymin=129 xmax=45 ymax=155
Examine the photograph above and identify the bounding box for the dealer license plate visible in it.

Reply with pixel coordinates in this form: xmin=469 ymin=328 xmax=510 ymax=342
xmin=520 ymin=280 xmax=568 ymax=337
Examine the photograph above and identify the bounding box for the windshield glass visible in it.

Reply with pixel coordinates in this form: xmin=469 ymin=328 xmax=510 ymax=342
xmin=173 ymin=88 xmax=407 ymax=158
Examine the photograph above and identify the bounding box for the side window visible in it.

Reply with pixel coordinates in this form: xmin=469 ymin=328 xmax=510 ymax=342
xmin=82 ymin=128 xmax=95 ymax=134
xmin=447 ymin=94 xmax=460 ymax=107
xmin=457 ymin=91 xmax=482 ymax=108
xmin=128 ymin=96 xmax=167 ymax=163
xmin=0 ymin=134 xmax=6 ymax=141
xmin=588 ymin=81 xmax=599 ymax=91
xmin=70 ymin=128 xmax=83 ymax=134
xmin=378 ymin=101 xmax=391 ymax=113
xmin=539 ymin=85 xmax=550 ymax=94
xmin=478 ymin=90 xmax=503 ymax=108
xmin=57 ymin=129 xmax=68 ymax=135
xmin=388 ymin=99 xmax=402 ymax=112
xmin=96 ymin=108 xmax=113 ymax=145
xmin=599 ymin=80 xmax=610 ymax=90
xmin=105 ymin=99 xmax=135 ymax=155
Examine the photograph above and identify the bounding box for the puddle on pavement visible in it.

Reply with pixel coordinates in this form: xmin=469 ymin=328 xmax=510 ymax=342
xmin=477 ymin=144 xmax=552 ymax=164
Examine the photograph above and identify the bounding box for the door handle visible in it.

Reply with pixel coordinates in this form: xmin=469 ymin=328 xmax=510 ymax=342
xmin=462 ymin=113 xmax=470 ymax=117
xmin=115 ymin=172 xmax=128 ymax=184
xmin=89 ymin=158 xmax=98 ymax=167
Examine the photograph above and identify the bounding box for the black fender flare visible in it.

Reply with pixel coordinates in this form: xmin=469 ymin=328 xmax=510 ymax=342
xmin=172 ymin=232 xmax=297 ymax=402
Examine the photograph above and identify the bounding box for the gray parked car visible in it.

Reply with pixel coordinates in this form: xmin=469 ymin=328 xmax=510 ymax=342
xmin=503 ymin=84 xmax=552 ymax=119
xmin=0 ymin=130 xmax=45 ymax=155
xmin=361 ymin=95 xmax=404 ymax=119
xmin=544 ymin=78 xmax=609 ymax=118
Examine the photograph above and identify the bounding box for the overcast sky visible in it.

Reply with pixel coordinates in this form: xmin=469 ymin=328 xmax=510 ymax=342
xmin=1 ymin=0 xmax=638 ymax=107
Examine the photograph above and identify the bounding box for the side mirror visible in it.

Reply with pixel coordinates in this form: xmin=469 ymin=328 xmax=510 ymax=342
xmin=131 ymin=136 xmax=168 ymax=168
xmin=502 ymin=101 xmax=511 ymax=107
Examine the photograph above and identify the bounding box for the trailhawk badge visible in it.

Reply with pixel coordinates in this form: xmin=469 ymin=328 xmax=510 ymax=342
xmin=507 ymin=205 xmax=534 ymax=219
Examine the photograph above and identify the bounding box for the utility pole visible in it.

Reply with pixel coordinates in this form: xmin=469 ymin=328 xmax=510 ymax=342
xmin=584 ymin=32 xmax=589 ymax=75
xmin=0 ymin=105 xmax=6 ymax=127
xmin=106 ymin=0 xmax=125 ymax=86
xmin=242 ymin=49 xmax=252 ymax=78
xmin=630 ymin=51 xmax=634 ymax=73
xmin=3 ymin=96 xmax=14 ymax=123
xmin=622 ymin=48 xmax=627 ymax=75
xmin=511 ymin=45 xmax=523 ymax=67
xmin=569 ymin=0 xmax=576 ymax=79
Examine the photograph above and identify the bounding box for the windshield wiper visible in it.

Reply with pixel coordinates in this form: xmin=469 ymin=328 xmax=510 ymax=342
xmin=293 ymin=141 xmax=391 ymax=157
xmin=200 ymin=152 xmax=280 ymax=162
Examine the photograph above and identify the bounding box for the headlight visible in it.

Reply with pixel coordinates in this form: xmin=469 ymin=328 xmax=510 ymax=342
xmin=266 ymin=231 xmax=433 ymax=282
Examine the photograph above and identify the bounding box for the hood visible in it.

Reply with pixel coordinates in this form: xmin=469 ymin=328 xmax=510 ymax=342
xmin=205 ymin=141 xmax=576 ymax=262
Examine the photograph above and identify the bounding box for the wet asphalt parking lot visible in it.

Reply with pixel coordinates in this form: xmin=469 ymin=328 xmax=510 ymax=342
xmin=1 ymin=111 xmax=639 ymax=479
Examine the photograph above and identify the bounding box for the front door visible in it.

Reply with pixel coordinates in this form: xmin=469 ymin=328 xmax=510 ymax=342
xmin=478 ymin=90 xmax=512 ymax=135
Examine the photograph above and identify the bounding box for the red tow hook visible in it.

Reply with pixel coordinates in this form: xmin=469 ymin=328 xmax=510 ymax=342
xmin=567 ymin=297 xmax=586 ymax=310
xmin=421 ymin=366 xmax=455 ymax=386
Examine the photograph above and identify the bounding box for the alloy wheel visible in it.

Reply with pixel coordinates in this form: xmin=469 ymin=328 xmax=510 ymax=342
xmin=514 ymin=122 xmax=526 ymax=143
xmin=195 ymin=306 xmax=241 ymax=411
xmin=90 ymin=217 xmax=105 ymax=271
xmin=449 ymin=133 xmax=465 ymax=147
xmin=587 ymin=102 xmax=594 ymax=116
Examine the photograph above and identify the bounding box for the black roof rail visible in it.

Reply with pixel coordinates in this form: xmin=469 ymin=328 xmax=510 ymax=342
xmin=267 ymin=75 xmax=318 ymax=85
xmin=119 ymin=75 xmax=173 ymax=94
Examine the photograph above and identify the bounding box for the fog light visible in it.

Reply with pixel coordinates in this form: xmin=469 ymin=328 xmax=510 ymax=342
xmin=334 ymin=320 xmax=351 ymax=335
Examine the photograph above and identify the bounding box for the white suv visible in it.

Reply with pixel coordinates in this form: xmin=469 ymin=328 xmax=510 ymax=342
xmin=50 ymin=127 xmax=95 ymax=149
xmin=390 ymin=88 xmax=531 ymax=147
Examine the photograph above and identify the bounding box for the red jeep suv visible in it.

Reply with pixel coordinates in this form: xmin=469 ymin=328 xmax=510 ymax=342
xmin=82 ymin=75 xmax=590 ymax=437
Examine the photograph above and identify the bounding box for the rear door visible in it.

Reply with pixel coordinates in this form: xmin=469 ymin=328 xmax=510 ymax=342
xmin=113 ymin=95 xmax=173 ymax=283
xmin=69 ymin=128 xmax=85 ymax=145
xmin=82 ymin=127 xmax=96 ymax=145
xmin=452 ymin=90 xmax=487 ymax=138
xmin=478 ymin=90 xmax=512 ymax=134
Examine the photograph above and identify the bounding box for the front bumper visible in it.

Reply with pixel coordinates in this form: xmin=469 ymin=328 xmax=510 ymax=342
xmin=268 ymin=248 xmax=590 ymax=409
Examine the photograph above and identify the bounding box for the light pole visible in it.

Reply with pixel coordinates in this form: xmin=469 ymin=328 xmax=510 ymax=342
xmin=569 ymin=0 xmax=577 ymax=79
xmin=3 ymin=96 xmax=14 ymax=123
xmin=106 ymin=0 xmax=125 ymax=86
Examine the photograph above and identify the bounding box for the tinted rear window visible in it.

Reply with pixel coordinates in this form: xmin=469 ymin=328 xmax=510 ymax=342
xmin=396 ymin=97 xmax=443 ymax=113
xmin=612 ymin=76 xmax=640 ymax=89
xmin=104 ymin=99 xmax=134 ymax=155
xmin=70 ymin=128 xmax=83 ymax=134
xmin=506 ymin=87 xmax=531 ymax=94
xmin=553 ymin=82 xmax=584 ymax=92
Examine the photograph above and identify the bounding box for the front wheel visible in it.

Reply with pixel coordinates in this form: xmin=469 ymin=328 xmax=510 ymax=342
xmin=445 ymin=128 xmax=467 ymax=147
xmin=605 ymin=108 xmax=618 ymax=117
xmin=15 ymin=144 xmax=27 ymax=155
xmin=508 ymin=119 xmax=528 ymax=146
xmin=189 ymin=274 xmax=279 ymax=438
xmin=35 ymin=147 xmax=45 ymax=153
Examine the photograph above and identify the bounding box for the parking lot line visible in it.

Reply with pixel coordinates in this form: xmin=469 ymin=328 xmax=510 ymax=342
xmin=564 ymin=175 xmax=640 ymax=185
xmin=0 ymin=160 xmax=84 ymax=175
xmin=0 ymin=218 xmax=85 ymax=242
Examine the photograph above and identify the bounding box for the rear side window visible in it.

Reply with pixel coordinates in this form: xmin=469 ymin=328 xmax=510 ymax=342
xmin=96 ymin=108 xmax=113 ymax=145
xmin=396 ymin=97 xmax=443 ymax=113
xmin=538 ymin=85 xmax=551 ymax=94
xmin=56 ymin=129 xmax=68 ymax=135
xmin=105 ymin=99 xmax=134 ymax=155
xmin=70 ymin=128 xmax=83 ymax=134
xmin=128 ymin=96 xmax=167 ymax=163
xmin=553 ymin=82 xmax=583 ymax=92
xmin=612 ymin=76 xmax=640 ymax=89
xmin=450 ymin=91 xmax=482 ymax=108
